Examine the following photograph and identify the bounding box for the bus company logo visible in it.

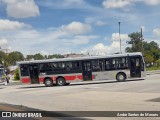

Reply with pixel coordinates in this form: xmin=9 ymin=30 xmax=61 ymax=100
xmin=2 ymin=112 xmax=11 ymax=117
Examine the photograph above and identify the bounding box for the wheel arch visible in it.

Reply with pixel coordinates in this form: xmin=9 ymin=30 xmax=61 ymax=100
xmin=56 ymin=76 xmax=65 ymax=81
xmin=116 ymin=72 xmax=127 ymax=80
xmin=43 ymin=77 xmax=53 ymax=84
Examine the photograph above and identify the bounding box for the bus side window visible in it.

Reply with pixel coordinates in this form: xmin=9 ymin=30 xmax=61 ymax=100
xmin=92 ymin=60 xmax=100 ymax=72
xmin=99 ymin=60 xmax=104 ymax=71
xmin=75 ymin=62 xmax=79 ymax=68
xmin=20 ymin=65 xmax=29 ymax=76
xmin=116 ymin=57 xmax=128 ymax=69
xmin=39 ymin=63 xmax=52 ymax=72
xmin=105 ymin=59 xmax=110 ymax=70
xmin=72 ymin=62 xmax=80 ymax=71
xmin=65 ymin=62 xmax=72 ymax=71
xmin=111 ymin=59 xmax=116 ymax=70
xmin=56 ymin=62 xmax=65 ymax=70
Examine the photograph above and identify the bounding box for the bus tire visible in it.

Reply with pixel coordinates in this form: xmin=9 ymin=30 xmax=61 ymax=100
xmin=116 ymin=73 xmax=126 ymax=82
xmin=44 ymin=78 xmax=53 ymax=87
xmin=56 ymin=77 xmax=66 ymax=86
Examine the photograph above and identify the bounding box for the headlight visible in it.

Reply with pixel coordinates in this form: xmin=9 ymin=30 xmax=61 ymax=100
xmin=2 ymin=75 xmax=6 ymax=79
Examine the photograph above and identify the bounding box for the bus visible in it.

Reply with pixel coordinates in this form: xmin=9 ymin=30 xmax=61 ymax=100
xmin=17 ymin=52 xmax=146 ymax=87
xmin=0 ymin=65 xmax=7 ymax=85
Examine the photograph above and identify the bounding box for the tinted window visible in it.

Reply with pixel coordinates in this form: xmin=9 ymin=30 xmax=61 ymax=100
xmin=105 ymin=59 xmax=111 ymax=70
xmin=105 ymin=57 xmax=128 ymax=70
xmin=20 ymin=65 xmax=29 ymax=76
xmin=92 ymin=60 xmax=104 ymax=72
xmin=141 ymin=59 xmax=144 ymax=71
xmin=116 ymin=57 xmax=128 ymax=69
xmin=39 ymin=63 xmax=52 ymax=72
xmin=0 ymin=69 xmax=5 ymax=75
xmin=92 ymin=60 xmax=100 ymax=72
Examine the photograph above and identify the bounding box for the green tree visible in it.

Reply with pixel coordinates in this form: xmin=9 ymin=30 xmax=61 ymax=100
xmin=143 ymin=41 xmax=160 ymax=63
xmin=7 ymin=51 xmax=24 ymax=65
xmin=34 ymin=53 xmax=44 ymax=60
xmin=126 ymin=32 xmax=142 ymax=52
xmin=48 ymin=54 xmax=64 ymax=59
xmin=26 ymin=55 xmax=34 ymax=60
xmin=0 ymin=51 xmax=7 ymax=65
xmin=126 ymin=31 xmax=160 ymax=66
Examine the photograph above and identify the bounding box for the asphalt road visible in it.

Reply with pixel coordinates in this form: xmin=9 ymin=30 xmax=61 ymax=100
xmin=0 ymin=74 xmax=160 ymax=120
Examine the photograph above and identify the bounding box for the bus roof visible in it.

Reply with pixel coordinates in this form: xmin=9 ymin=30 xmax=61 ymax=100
xmin=17 ymin=52 xmax=142 ymax=65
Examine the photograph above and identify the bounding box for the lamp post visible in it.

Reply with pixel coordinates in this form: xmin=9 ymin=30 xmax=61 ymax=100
xmin=0 ymin=47 xmax=3 ymax=65
xmin=118 ymin=22 xmax=122 ymax=54
xmin=0 ymin=47 xmax=4 ymax=66
xmin=141 ymin=27 xmax=143 ymax=55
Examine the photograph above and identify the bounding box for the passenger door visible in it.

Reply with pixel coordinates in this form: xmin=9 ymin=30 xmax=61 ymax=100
xmin=82 ymin=61 xmax=92 ymax=81
xmin=130 ymin=56 xmax=141 ymax=78
xmin=28 ymin=65 xmax=39 ymax=84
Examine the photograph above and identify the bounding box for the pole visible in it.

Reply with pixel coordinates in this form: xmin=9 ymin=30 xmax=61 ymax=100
xmin=118 ymin=22 xmax=122 ymax=54
xmin=141 ymin=28 xmax=143 ymax=55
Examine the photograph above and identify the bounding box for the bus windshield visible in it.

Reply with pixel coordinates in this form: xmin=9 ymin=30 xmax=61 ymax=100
xmin=0 ymin=69 xmax=5 ymax=76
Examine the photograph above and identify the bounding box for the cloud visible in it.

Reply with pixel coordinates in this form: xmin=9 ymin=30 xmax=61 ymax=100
xmin=82 ymin=32 xmax=130 ymax=55
xmin=153 ymin=28 xmax=160 ymax=37
xmin=40 ymin=50 xmax=50 ymax=56
xmin=0 ymin=38 xmax=8 ymax=46
xmin=38 ymin=0 xmax=86 ymax=9
xmin=95 ymin=20 xmax=107 ymax=26
xmin=61 ymin=35 xmax=98 ymax=46
xmin=0 ymin=21 xmax=95 ymax=55
xmin=111 ymin=33 xmax=130 ymax=41
xmin=102 ymin=0 xmax=160 ymax=9
xmin=2 ymin=0 xmax=40 ymax=18
xmin=61 ymin=21 xmax=92 ymax=34
xmin=82 ymin=42 xmax=120 ymax=56
xmin=62 ymin=0 xmax=86 ymax=6
xmin=0 ymin=19 xmax=31 ymax=31
xmin=103 ymin=0 xmax=132 ymax=9
xmin=144 ymin=0 xmax=160 ymax=5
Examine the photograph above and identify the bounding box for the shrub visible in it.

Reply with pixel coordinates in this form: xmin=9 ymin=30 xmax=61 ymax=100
xmin=14 ymin=68 xmax=20 ymax=81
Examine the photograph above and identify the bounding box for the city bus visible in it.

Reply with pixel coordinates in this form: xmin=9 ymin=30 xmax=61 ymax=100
xmin=0 ymin=65 xmax=7 ymax=85
xmin=17 ymin=52 xmax=146 ymax=87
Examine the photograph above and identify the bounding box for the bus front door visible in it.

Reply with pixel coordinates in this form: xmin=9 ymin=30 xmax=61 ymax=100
xmin=130 ymin=57 xmax=141 ymax=78
xmin=28 ymin=65 xmax=39 ymax=84
xmin=82 ymin=61 xmax=92 ymax=81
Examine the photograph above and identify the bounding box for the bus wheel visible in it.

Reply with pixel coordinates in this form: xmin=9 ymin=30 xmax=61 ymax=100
xmin=56 ymin=77 xmax=66 ymax=86
xmin=44 ymin=78 xmax=53 ymax=87
xmin=116 ymin=73 xmax=126 ymax=82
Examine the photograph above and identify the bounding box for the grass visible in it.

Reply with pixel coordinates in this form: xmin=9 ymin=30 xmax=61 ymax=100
xmin=146 ymin=66 xmax=160 ymax=71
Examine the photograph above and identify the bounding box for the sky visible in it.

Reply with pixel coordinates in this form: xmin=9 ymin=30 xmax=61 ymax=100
xmin=0 ymin=0 xmax=160 ymax=56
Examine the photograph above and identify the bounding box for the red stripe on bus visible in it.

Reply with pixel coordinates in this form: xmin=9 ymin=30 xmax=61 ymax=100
xmin=39 ymin=77 xmax=56 ymax=82
xmin=64 ymin=75 xmax=83 ymax=81
xmin=64 ymin=76 xmax=76 ymax=80
xmin=39 ymin=77 xmax=45 ymax=83
xmin=77 ymin=75 xmax=83 ymax=80
xmin=92 ymin=75 xmax=95 ymax=80
xmin=39 ymin=75 xmax=83 ymax=82
xmin=22 ymin=78 xmax=30 ymax=83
